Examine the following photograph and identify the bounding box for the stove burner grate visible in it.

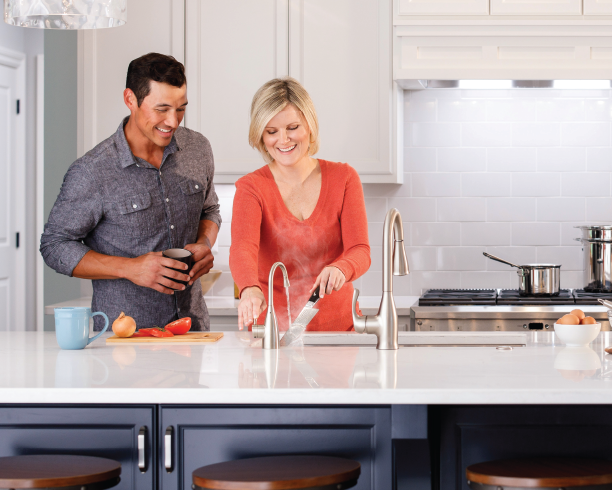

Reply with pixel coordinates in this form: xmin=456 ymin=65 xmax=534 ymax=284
xmin=573 ymin=289 xmax=612 ymax=305
xmin=497 ymin=289 xmax=573 ymax=305
xmin=419 ymin=289 xmax=497 ymax=306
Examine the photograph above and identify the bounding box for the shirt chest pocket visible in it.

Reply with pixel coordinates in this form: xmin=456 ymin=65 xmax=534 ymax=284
xmin=114 ymin=191 xmax=159 ymax=237
xmin=179 ymin=179 xmax=205 ymax=217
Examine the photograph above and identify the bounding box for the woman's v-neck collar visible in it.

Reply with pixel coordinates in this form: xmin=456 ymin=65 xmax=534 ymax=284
xmin=265 ymin=159 xmax=327 ymax=224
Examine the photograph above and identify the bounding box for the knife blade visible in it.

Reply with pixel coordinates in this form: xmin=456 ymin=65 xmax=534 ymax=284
xmin=279 ymin=289 xmax=321 ymax=347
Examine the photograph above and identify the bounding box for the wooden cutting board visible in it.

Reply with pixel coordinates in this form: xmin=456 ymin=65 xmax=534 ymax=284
xmin=106 ymin=332 xmax=224 ymax=343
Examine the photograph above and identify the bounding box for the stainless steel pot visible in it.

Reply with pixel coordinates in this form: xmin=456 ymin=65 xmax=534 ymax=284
xmin=483 ymin=252 xmax=561 ymax=296
xmin=575 ymin=226 xmax=612 ymax=292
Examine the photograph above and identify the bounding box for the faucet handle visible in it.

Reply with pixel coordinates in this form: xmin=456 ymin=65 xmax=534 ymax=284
xmin=352 ymin=288 xmax=367 ymax=334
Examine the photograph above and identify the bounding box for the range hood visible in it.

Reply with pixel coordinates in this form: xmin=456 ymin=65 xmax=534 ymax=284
xmin=398 ymin=80 xmax=612 ymax=90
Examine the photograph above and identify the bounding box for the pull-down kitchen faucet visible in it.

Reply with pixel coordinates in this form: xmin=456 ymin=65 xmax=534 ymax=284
xmin=352 ymin=208 xmax=409 ymax=350
xmin=253 ymin=261 xmax=290 ymax=349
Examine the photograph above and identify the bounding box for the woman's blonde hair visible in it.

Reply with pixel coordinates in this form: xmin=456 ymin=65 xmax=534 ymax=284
xmin=249 ymin=77 xmax=319 ymax=164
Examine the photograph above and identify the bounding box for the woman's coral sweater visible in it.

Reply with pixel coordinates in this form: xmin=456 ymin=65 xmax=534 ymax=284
xmin=229 ymin=160 xmax=371 ymax=331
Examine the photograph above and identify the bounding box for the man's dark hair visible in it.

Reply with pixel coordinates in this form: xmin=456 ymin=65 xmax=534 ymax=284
xmin=126 ymin=53 xmax=186 ymax=106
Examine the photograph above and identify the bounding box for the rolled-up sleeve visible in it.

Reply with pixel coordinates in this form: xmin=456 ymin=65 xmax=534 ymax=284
xmin=199 ymin=138 xmax=222 ymax=230
xmin=40 ymin=162 xmax=103 ymax=277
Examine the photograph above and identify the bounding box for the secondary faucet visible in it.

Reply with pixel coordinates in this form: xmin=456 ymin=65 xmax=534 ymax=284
xmin=252 ymin=261 xmax=290 ymax=349
xmin=352 ymin=208 xmax=409 ymax=350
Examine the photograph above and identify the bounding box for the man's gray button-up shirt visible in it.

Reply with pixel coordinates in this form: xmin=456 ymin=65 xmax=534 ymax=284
xmin=40 ymin=118 xmax=222 ymax=331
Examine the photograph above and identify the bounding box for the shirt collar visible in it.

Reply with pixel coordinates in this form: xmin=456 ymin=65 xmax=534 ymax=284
xmin=115 ymin=116 xmax=181 ymax=169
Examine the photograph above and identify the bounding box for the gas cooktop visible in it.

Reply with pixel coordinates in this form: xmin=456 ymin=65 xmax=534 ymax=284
xmin=418 ymin=289 xmax=611 ymax=306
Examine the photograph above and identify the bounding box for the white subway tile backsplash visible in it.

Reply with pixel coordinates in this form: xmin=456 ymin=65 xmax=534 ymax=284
xmin=217 ymin=224 xmax=231 ymax=247
xmin=513 ymin=123 xmax=560 ymax=147
xmin=364 ymin=198 xmax=388 ymax=222
xmin=587 ymin=148 xmax=612 ymax=172
xmin=561 ymin=173 xmax=610 ymax=197
xmin=462 ymin=123 xmax=512 ymax=147
xmin=438 ymin=148 xmax=486 ymax=172
xmin=586 ymin=198 xmax=612 ymax=221
xmin=462 ymin=173 xmax=511 ymax=197
xmin=536 ymin=246 xmax=582 ymax=270
xmin=410 ymin=271 xmax=462 ymax=295
xmin=214 ymin=184 xmax=237 ymax=198
xmin=412 ymin=123 xmax=461 ymax=147
xmin=406 ymin=247 xmax=438 ymax=271
xmin=487 ymin=147 xmax=537 ymax=172
xmin=389 ymin=197 xmax=437 ymax=222
xmin=405 ymin=97 xmax=437 ymax=122
xmin=437 ymin=198 xmax=486 ymax=222
xmin=438 ymin=247 xmax=486 ymax=271
xmin=215 ymin=246 xmax=230 ymax=271
xmin=412 ymin=173 xmax=460 ymax=197
xmin=461 ymin=271 xmax=512 ymax=289
xmin=485 ymin=246 xmax=537 ymax=270
xmin=584 ymin=99 xmax=612 ymax=121
xmin=363 ymin=179 xmax=411 ymax=198
xmin=438 ymin=99 xmax=486 ymax=122
xmin=537 ymin=198 xmax=585 ymax=222
xmin=413 ymin=223 xmax=461 ymax=246
xmin=536 ymin=99 xmax=584 ymax=122
xmin=487 ymin=197 xmax=536 ymax=222
xmin=537 ymin=147 xmax=586 ymax=172
xmin=368 ymin=246 xmax=383 ymax=272
xmin=461 ymin=223 xmax=512 ymax=246
xmin=512 ymin=173 xmax=560 ymax=197
xmin=405 ymin=147 xmax=437 ymax=172
xmin=486 ymin=99 xmax=536 ymax=122
xmin=560 ymin=270 xmax=584 ymax=290
xmin=561 ymin=123 xmax=611 ymax=147
xmin=512 ymin=223 xmax=560 ymax=246
xmin=358 ymin=270 xmax=382 ymax=296
xmin=560 ymin=222 xmax=585 ymax=246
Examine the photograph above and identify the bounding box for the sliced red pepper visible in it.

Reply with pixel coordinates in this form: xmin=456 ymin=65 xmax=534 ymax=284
xmin=132 ymin=329 xmax=155 ymax=337
xmin=150 ymin=327 xmax=174 ymax=338
xmin=164 ymin=317 xmax=191 ymax=335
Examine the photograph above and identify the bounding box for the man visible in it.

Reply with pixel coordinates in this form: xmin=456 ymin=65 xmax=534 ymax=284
xmin=41 ymin=53 xmax=221 ymax=331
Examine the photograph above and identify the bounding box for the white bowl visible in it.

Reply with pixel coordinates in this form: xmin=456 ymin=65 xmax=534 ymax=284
xmin=199 ymin=270 xmax=222 ymax=295
xmin=554 ymin=322 xmax=601 ymax=347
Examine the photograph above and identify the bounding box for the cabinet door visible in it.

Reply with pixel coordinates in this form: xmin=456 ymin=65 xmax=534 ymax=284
xmin=584 ymin=0 xmax=612 ymax=13
xmin=289 ymin=0 xmax=399 ymax=183
xmin=0 ymin=406 xmax=155 ymax=490
xmin=490 ymin=0 xmax=581 ymax=15
xmin=78 ymin=0 xmax=184 ymax=155
xmin=398 ymin=0 xmax=489 ymax=15
xmin=184 ymin=1 xmax=288 ymax=184
xmin=159 ymin=406 xmax=392 ymax=490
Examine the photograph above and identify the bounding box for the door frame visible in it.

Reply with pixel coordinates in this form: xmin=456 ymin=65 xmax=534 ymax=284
xmin=0 ymin=46 xmax=26 ymax=331
xmin=36 ymin=54 xmax=44 ymax=332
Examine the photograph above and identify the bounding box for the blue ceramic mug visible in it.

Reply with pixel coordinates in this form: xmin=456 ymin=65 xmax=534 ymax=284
xmin=54 ymin=307 xmax=109 ymax=350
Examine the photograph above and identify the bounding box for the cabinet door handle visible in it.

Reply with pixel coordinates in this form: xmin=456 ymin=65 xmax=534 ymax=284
xmin=164 ymin=426 xmax=174 ymax=472
xmin=138 ymin=426 xmax=147 ymax=473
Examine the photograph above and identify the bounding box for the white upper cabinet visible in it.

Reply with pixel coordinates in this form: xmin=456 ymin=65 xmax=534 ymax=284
xmin=490 ymin=0 xmax=582 ymax=15
xmin=184 ymin=1 xmax=288 ymax=182
xmin=398 ymin=0 xmax=489 ymax=15
xmin=584 ymin=0 xmax=612 ymax=14
xmin=288 ymin=0 xmax=396 ymax=183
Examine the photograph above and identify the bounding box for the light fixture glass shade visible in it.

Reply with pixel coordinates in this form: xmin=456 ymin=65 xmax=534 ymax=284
xmin=4 ymin=0 xmax=127 ymax=29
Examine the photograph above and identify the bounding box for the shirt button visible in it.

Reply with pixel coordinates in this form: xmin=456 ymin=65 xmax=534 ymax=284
xmin=166 ymin=198 xmax=169 ymax=202
xmin=159 ymin=171 xmax=162 ymax=176
xmin=170 ymin=225 xmax=175 ymax=230
xmin=132 ymin=204 xmax=138 ymax=209
xmin=195 ymin=185 xmax=199 ymax=189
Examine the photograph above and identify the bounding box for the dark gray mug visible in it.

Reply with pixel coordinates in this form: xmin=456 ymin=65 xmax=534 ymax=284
xmin=162 ymin=248 xmax=194 ymax=287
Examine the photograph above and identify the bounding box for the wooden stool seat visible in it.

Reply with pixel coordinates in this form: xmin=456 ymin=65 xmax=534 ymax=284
xmin=466 ymin=458 xmax=612 ymax=489
xmin=192 ymin=455 xmax=360 ymax=490
xmin=0 ymin=455 xmax=121 ymax=490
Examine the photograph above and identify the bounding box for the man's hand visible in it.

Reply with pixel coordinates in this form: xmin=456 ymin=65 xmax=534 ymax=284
xmin=184 ymin=241 xmax=214 ymax=285
xmin=238 ymin=286 xmax=267 ymax=331
xmin=309 ymin=266 xmax=346 ymax=299
xmin=125 ymin=251 xmax=190 ymax=295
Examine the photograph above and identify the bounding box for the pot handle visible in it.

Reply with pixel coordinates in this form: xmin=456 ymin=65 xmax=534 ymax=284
xmin=483 ymin=252 xmax=522 ymax=269
xmin=574 ymin=238 xmax=583 ymax=242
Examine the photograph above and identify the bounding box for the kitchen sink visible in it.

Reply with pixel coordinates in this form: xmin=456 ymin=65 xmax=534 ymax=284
xmin=302 ymin=331 xmax=527 ymax=347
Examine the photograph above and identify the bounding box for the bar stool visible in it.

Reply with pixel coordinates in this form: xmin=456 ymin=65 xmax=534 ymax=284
xmin=192 ymin=455 xmax=360 ymax=490
xmin=466 ymin=458 xmax=612 ymax=490
xmin=0 ymin=455 xmax=121 ymax=490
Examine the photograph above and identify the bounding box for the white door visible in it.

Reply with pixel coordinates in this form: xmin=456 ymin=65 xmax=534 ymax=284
xmin=0 ymin=51 xmax=26 ymax=332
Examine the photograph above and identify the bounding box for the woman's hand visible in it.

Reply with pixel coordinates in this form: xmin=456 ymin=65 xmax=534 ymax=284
xmin=238 ymin=286 xmax=267 ymax=330
xmin=310 ymin=266 xmax=346 ymax=299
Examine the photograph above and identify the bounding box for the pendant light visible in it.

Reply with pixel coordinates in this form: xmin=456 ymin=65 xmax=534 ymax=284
xmin=4 ymin=0 xmax=127 ymax=29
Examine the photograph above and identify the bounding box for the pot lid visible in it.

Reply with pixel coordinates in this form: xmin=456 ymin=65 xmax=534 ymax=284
xmin=519 ymin=264 xmax=562 ymax=268
xmin=575 ymin=225 xmax=612 ymax=229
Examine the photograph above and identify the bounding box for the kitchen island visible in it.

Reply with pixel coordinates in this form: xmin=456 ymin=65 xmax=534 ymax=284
xmin=2 ymin=331 xmax=612 ymax=490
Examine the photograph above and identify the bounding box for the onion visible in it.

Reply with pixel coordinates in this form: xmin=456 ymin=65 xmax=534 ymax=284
xmin=112 ymin=312 xmax=137 ymax=338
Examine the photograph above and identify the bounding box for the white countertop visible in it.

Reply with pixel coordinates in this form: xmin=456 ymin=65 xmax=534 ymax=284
xmin=2 ymin=331 xmax=612 ymax=405
xmin=45 ymin=296 xmax=421 ymax=317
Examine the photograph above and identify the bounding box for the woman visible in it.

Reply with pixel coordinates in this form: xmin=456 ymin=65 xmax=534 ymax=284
xmin=230 ymin=78 xmax=370 ymax=331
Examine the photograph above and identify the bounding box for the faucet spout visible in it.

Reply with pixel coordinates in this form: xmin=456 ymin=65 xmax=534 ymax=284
xmin=352 ymin=208 xmax=409 ymax=350
xmin=253 ymin=261 xmax=290 ymax=350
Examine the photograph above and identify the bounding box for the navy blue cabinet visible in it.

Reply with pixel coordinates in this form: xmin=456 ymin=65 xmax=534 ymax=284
xmin=159 ymin=405 xmax=393 ymax=490
xmin=0 ymin=405 xmax=156 ymax=490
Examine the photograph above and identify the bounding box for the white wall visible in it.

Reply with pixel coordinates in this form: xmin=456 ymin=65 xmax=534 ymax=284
xmin=210 ymin=87 xmax=612 ymax=298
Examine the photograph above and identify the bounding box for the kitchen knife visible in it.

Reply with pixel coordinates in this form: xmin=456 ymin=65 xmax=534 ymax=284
xmin=279 ymin=289 xmax=321 ymax=347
